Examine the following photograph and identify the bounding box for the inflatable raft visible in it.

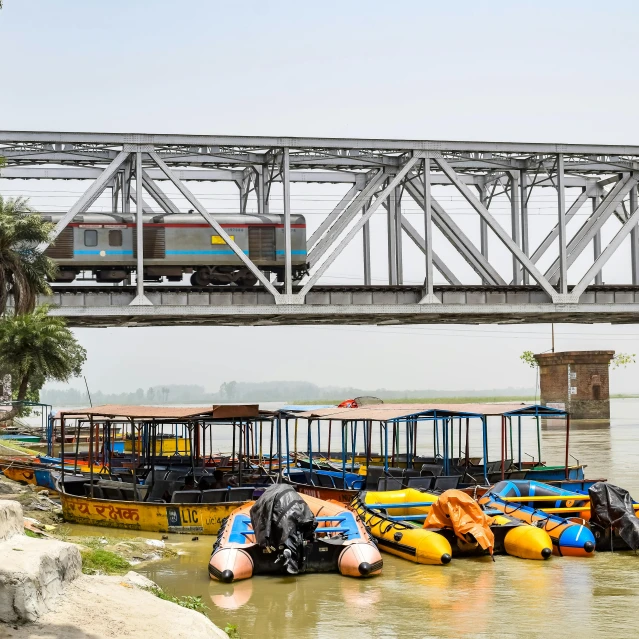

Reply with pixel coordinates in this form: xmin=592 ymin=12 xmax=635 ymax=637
xmin=479 ymin=480 xmax=596 ymax=557
xmin=353 ymin=488 xmax=553 ymax=563
xmin=209 ymin=485 xmax=382 ymax=582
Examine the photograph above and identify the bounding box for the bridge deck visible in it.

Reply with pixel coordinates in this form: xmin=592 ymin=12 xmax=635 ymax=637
xmin=39 ymin=285 xmax=639 ymax=327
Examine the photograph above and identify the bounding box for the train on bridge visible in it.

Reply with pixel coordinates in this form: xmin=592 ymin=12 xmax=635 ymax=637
xmin=43 ymin=212 xmax=308 ymax=286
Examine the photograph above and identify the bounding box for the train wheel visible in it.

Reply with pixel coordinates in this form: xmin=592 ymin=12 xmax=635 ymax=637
xmin=191 ymin=268 xmax=212 ymax=287
xmin=237 ymin=273 xmax=258 ymax=287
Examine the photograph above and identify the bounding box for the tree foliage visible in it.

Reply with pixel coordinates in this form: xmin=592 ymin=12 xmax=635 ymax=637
xmin=0 ymin=196 xmax=58 ymax=315
xmin=612 ymin=353 xmax=636 ymax=368
xmin=0 ymin=306 xmax=86 ymax=419
xmin=520 ymin=350 xmax=538 ymax=368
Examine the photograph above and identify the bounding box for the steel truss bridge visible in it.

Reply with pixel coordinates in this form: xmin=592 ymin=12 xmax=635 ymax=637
xmin=3 ymin=131 xmax=639 ymax=327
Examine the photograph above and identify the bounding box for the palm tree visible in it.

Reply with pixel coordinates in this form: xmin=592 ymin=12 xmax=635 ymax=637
xmin=0 ymin=306 xmax=87 ymax=420
xmin=0 ymin=196 xmax=58 ymax=315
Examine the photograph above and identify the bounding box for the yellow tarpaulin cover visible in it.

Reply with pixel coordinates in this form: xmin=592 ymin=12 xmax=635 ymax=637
xmin=424 ymin=489 xmax=495 ymax=554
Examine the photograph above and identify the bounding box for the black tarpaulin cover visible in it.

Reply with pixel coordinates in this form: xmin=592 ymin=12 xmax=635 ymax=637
xmin=589 ymin=482 xmax=639 ymax=551
xmin=250 ymin=484 xmax=315 ymax=573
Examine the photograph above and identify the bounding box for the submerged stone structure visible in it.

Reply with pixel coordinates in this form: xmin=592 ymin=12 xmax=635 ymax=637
xmin=534 ymin=350 xmax=615 ymax=419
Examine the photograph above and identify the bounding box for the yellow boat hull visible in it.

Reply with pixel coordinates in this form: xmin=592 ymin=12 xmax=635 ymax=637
xmin=358 ymin=489 xmax=552 ymax=561
xmin=3 ymin=466 xmax=37 ymax=484
xmin=352 ymin=492 xmax=452 ymax=565
xmin=61 ymin=492 xmax=245 ymax=535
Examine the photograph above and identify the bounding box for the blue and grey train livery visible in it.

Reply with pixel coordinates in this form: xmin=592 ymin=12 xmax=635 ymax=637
xmin=43 ymin=212 xmax=308 ymax=286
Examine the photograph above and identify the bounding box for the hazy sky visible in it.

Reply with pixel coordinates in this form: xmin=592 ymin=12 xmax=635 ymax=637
xmin=2 ymin=0 xmax=639 ymax=395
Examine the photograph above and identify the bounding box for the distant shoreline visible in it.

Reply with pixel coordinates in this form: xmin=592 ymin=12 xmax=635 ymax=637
xmin=293 ymin=394 xmax=639 ymax=405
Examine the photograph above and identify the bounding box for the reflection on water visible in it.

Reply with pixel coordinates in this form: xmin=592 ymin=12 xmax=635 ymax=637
xmin=128 ymin=399 xmax=639 ymax=638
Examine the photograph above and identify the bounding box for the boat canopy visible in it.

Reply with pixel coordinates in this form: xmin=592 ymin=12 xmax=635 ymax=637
xmin=294 ymin=403 xmax=567 ymax=421
xmin=60 ymin=404 xmax=263 ymax=420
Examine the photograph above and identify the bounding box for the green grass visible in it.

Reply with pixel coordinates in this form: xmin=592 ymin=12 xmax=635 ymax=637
xmin=145 ymin=586 xmax=208 ymax=614
xmin=81 ymin=548 xmax=131 ymax=575
xmin=224 ymin=624 xmax=241 ymax=638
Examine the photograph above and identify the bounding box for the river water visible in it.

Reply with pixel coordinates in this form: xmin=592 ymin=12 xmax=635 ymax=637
xmin=72 ymin=399 xmax=639 ymax=638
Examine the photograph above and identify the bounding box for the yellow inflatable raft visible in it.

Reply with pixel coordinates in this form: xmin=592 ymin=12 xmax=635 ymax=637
xmin=353 ymin=489 xmax=552 ymax=563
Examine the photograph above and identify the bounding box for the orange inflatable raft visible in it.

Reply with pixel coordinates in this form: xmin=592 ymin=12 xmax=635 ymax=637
xmin=209 ymin=491 xmax=382 ymax=582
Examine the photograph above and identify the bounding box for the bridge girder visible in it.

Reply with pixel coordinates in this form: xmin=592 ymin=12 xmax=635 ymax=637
xmin=2 ymin=131 xmax=639 ymax=324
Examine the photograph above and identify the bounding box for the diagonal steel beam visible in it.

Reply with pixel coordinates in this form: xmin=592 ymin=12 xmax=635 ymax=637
xmin=149 ymin=150 xmax=279 ymax=297
xmin=37 ymin=149 xmax=131 ymax=251
xmin=300 ymin=154 xmax=424 ymax=296
xmin=545 ymin=175 xmax=636 ymax=284
xmin=527 ymin=180 xmax=599 ymax=268
xmin=142 ymin=170 xmax=180 ymax=215
xmin=400 ymin=215 xmax=460 ymax=284
xmin=435 ymin=156 xmax=558 ymax=299
xmin=404 ymin=179 xmax=506 ymax=285
xmin=572 ymin=200 xmax=639 ymax=298
xmin=307 ymin=170 xmax=386 ymax=268
xmin=307 ymin=182 xmax=361 ymax=251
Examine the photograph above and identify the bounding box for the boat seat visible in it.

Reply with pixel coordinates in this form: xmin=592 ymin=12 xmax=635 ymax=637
xmin=420 ymin=464 xmax=443 ymax=477
xmin=387 ymin=467 xmax=404 ymax=478
xmin=201 ymin=489 xmax=228 ymax=504
xmin=119 ymin=485 xmax=136 ymax=501
xmin=366 ymin=466 xmax=386 ymax=490
xmin=227 ymin=487 xmax=254 ymax=502
xmin=433 ymin=475 xmax=461 ymax=491
xmin=146 ymin=480 xmax=172 ymax=502
xmin=406 ymin=476 xmax=434 ymax=490
xmin=486 ymin=461 xmax=504 ymax=474
xmin=377 ymin=477 xmax=403 ymax=491
xmin=317 ymin=474 xmax=335 ymax=488
xmin=509 ymin=470 xmax=527 ymax=480
xmin=171 ymin=490 xmax=201 ymax=504
xmin=100 ymin=485 xmax=124 ymax=501
xmin=332 ymin=476 xmax=345 ymax=489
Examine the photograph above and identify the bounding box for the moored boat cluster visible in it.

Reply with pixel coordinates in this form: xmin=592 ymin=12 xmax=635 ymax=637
xmin=1 ymin=400 xmax=638 ymax=587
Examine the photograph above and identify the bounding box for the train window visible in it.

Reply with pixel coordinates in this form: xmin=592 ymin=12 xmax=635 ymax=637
xmin=84 ymin=230 xmax=98 ymax=247
xmin=108 ymin=230 xmax=123 ymax=247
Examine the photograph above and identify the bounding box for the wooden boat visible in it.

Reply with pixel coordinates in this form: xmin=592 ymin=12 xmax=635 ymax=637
xmin=209 ymin=491 xmax=382 ymax=582
xmin=2 ymin=464 xmax=38 ymax=485
xmin=353 ymin=488 xmax=554 ymax=562
xmin=61 ymin=490 xmax=252 ymax=534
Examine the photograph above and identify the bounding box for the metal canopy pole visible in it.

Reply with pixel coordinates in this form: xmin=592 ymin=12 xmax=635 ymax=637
xmin=557 ymin=153 xmax=568 ymax=294
xmin=282 ymin=148 xmax=293 ymax=296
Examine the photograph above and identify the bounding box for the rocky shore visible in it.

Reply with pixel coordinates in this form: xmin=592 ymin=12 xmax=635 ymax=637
xmin=0 ymin=500 xmax=228 ymax=639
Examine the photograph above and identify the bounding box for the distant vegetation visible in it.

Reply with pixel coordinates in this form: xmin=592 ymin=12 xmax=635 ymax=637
xmin=42 ymin=381 xmax=535 ymax=406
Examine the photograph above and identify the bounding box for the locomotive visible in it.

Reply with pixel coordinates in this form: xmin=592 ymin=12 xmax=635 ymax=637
xmin=43 ymin=212 xmax=308 ymax=286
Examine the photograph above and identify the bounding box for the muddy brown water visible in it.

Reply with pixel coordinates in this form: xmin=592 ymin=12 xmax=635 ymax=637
xmin=68 ymin=399 xmax=639 ymax=638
